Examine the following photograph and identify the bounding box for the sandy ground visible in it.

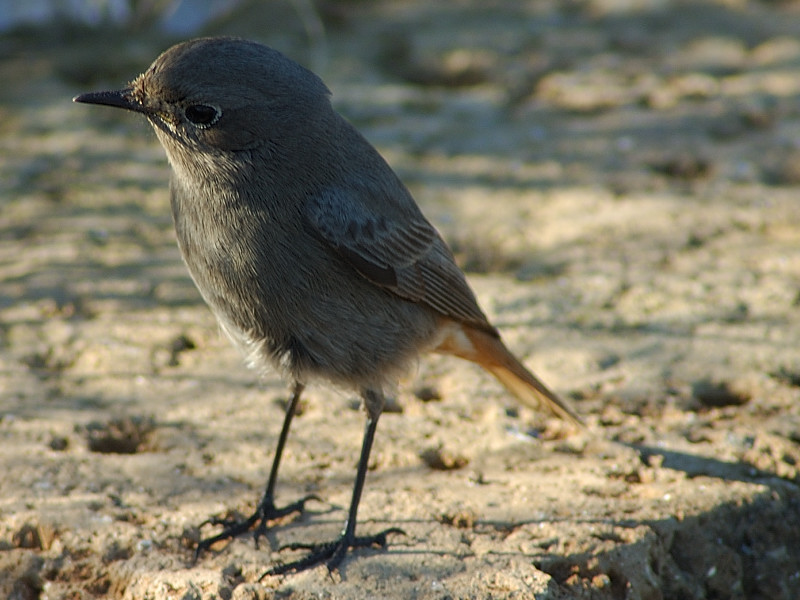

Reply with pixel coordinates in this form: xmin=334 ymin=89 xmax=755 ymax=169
xmin=2 ymin=1 xmax=800 ymax=598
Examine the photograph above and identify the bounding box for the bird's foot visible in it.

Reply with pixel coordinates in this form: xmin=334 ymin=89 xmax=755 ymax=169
xmin=260 ymin=527 xmax=405 ymax=577
xmin=194 ymin=494 xmax=319 ymax=561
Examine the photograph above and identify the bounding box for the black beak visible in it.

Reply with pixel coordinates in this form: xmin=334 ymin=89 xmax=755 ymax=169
xmin=73 ymin=89 xmax=151 ymax=115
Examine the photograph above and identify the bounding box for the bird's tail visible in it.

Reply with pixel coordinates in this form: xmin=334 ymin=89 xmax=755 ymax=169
xmin=435 ymin=320 xmax=582 ymax=426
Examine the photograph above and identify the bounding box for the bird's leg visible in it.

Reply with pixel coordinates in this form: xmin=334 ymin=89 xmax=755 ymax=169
xmin=195 ymin=382 xmax=318 ymax=560
xmin=261 ymin=388 xmax=403 ymax=577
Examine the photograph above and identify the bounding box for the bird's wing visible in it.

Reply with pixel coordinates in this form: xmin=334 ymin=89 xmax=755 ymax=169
xmin=306 ymin=187 xmax=494 ymax=331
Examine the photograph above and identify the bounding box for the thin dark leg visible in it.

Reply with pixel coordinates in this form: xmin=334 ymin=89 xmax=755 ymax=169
xmin=263 ymin=382 xmax=306 ymax=509
xmin=261 ymin=388 xmax=403 ymax=577
xmin=194 ymin=382 xmax=317 ymax=560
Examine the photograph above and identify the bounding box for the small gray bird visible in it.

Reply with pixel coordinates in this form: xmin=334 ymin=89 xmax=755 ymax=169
xmin=74 ymin=37 xmax=580 ymax=575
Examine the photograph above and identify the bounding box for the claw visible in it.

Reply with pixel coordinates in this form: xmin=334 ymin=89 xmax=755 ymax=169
xmin=252 ymin=494 xmax=321 ymax=549
xmin=194 ymin=494 xmax=321 ymax=561
xmin=260 ymin=527 xmax=405 ymax=578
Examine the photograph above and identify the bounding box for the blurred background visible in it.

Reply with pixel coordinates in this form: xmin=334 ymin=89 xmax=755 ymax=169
xmin=4 ymin=0 xmax=800 ymax=304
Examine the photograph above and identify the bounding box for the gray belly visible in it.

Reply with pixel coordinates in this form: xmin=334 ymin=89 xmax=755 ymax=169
xmin=179 ymin=228 xmax=439 ymax=389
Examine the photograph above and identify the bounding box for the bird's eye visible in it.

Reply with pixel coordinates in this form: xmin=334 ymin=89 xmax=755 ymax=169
xmin=184 ymin=104 xmax=220 ymax=127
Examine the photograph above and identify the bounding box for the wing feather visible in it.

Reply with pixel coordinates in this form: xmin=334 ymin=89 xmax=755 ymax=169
xmin=306 ymin=188 xmax=494 ymax=332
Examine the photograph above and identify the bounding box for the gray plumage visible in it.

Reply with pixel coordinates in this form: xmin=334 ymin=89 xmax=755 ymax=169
xmin=139 ymin=38 xmax=490 ymax=389
xmin=74 ymin=37 xmax=579 ymax=574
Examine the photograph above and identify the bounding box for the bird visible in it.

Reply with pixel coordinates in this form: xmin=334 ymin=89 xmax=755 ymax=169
xmin=74 ymin=36 xmax=580 ymax=576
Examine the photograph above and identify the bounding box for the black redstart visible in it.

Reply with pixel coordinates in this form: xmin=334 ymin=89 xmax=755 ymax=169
xmin=74 ymin=37 xmax=580 ymax=575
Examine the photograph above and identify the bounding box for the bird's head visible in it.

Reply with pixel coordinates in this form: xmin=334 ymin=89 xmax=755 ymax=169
xmin=74 ymin=37 xmax=331 ymax=156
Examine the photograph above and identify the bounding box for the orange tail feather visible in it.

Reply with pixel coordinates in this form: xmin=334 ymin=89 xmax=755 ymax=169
xmin=434 ymin=320 xmax=582 ymax=426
